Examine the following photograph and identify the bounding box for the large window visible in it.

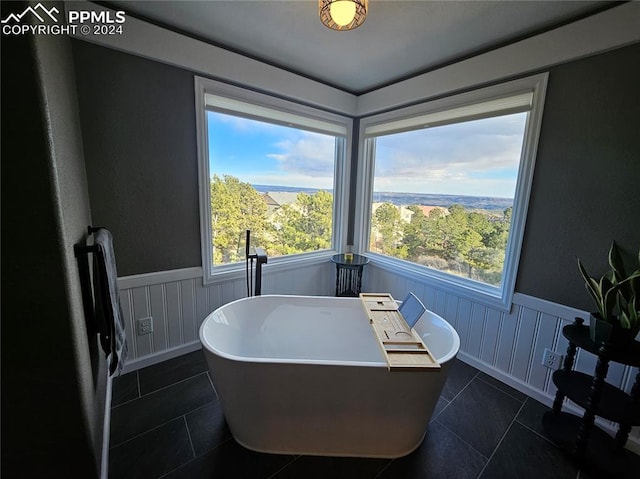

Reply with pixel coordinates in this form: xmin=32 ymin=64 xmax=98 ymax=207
xmin=196 ymin=78 xmax=351 ymax=283
xmin=356 ymin=75 xmax=548 ymax=310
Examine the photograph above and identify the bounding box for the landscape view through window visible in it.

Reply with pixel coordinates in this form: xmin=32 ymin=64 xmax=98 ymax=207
xmin=207 ymin=108 xmax=527 ymax=287
xmin=368 ymin=112 xmax=528 ymax=286
xmin=207 ymin=110 xmax=340 ymax=265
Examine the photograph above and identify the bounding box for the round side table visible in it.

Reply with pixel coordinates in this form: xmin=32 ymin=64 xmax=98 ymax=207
xmin=330 ymin=253 xmax=369 ymax=297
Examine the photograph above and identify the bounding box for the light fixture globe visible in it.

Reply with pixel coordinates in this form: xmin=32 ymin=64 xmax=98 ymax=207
xmin=319 ymin=0 xmax=368 ymax=31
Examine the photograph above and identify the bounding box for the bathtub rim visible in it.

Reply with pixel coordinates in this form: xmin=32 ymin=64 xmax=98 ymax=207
xmin=199 ymin=294 xmax=459 ymax=368
xmin=414 ymin=308 xmax=460 ymax=365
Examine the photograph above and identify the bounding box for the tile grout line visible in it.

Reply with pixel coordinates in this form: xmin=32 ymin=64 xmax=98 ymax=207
xmin=109 ymin=408 xmax=216 ymax=451
xmin=474 ymin=399 xmax=528 ymax=478
xmin=109 ymin=372 xmax=216 ymax=449
xmin=110 ymin=415 xmax=190 ymax=450
xmin=138 ymin=369 xmax=211 ymax=396
xmin=433 ymin=417 xmax=490 ymax=463
xmin=475 ymin=374 xmax=526 ymax=403
xmin=513 ymin=409 xmax=585 ymax=479
xmin=513 ymin=405 xmax=572 ymax=449
xmin=431 ymin=370 xmax=492 ymax=465
xmin=119 ymin=358 xmax=590 ymax=478
xmin=515 ymin=418 xmax=565 ymax=448
xmin=182 ymin=398 xmax=220 ymax=420
xmin=113 ymin=370 xmax=210 ymax=409
xmin=430 ymin=397 xmax=451 ymax=422
xmin=120 ymin=359 xmax=583 ymax=478
xmin=442 ymin=369 xmax=480 ymax=404
xmin=183 ymin=415 xmax=197 ymax=460
xmin=267 ymin=455 xmax=302 ymax=479
xmin=205 ymin=370 xmax=219 ymax=397
xmin=373 ymin=458 xmax=395 ymax=478
xmin=157 ymin=436 xmax=237 ymax=479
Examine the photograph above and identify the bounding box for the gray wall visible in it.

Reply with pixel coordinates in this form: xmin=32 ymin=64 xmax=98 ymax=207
xmin=72 ymin=40 xmax=201 ymax=276
xmin=72 ymin=38 xmax=640 ymax=311
xmin=1 ymin=3 xmax=106 ymax=476
xmin=516 ymin=42 xmax=640 ymax=310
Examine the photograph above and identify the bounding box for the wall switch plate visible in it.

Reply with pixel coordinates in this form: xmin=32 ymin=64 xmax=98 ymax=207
xmin=137 ymin=317 xmax=153 ymax=336
xmin=542 ymin=348 xmax=563 ymax=370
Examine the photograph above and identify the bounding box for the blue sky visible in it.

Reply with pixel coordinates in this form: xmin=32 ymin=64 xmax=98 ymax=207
xmin=373 ymin=112 xmax=527 ymax=198
xmin=208 ymin=112 xmax=335 ymax=190
xmin=208 ymin=110 xmax=527 ymax=198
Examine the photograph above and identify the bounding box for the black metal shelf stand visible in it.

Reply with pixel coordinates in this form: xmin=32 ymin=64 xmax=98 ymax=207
xmin=543 ymin=317 xmax=640 ymax=476
xmin=330 ymin=253 xmax=369 ymax=297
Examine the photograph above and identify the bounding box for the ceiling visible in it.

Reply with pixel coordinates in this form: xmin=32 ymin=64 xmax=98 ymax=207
xmin=107 ymin=0 xmax=613 ymax=94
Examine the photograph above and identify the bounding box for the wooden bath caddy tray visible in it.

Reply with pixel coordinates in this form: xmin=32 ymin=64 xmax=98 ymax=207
xmin=360 ymin=293 xmax=440 ymax=372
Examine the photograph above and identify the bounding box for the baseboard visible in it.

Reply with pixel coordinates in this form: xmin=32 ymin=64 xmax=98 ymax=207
xmin=457 ymin=351 xmax=640 ymax=455
xmin=120 ymin=340 xmax=202 ymax=374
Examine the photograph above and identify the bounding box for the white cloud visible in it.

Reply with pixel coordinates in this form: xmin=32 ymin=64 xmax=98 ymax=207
xmin=267 ymin=131 xmax=336 ymax=177
xmin=374 ymin=113 xmax=526 ymax=197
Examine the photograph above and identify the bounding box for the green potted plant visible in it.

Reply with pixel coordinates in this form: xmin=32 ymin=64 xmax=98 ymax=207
xmin=577 ymin=242 xmax=640 ymax=346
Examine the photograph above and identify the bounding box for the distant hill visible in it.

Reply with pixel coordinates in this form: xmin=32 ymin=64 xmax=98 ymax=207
xmin=372 ymin=192 xmax=513 ymax=211
xmin=252 ymin=184 xmax=328 ymax=194
xmin=252 ymin=185 xmax=512 ymax=211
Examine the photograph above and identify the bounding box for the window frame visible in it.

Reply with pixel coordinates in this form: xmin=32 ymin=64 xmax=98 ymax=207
xmin=354 ymin=74 xmax=548 ymax=311
xmin=195 ymin=77 xmax=352 ymax=285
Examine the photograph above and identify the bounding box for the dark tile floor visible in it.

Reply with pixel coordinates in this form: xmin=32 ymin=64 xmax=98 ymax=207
xmin=109 ymin=350 xmax=639 ymax=479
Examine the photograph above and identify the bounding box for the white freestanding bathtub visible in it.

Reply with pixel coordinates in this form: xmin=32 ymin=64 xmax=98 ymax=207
xmin=199 ymin=294 xmax=460 ymax=458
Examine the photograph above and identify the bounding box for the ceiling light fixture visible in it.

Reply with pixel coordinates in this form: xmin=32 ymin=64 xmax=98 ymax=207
xmin=319 ymin=0 xmax=368 ymax=31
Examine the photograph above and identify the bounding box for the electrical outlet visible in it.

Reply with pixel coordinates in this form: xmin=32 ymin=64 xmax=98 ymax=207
xmin=542 ymin=348 xmax=563 ymax=370
xmin=137 ymin=317 xmax=153 ymax=336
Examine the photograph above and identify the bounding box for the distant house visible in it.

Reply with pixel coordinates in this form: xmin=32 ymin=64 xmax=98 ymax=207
xmin=415 ymin=205 xmax=448 ymax=218
xmin=372 ymin=203 xmax=448 ymax=224
xmin=265 ymin=192 xmax=300 ymax=208
xmin=261 ymin=192 xmax=280 ymax=216
xmin=262 ymin=191 xmax=302 ymax=223
xmin=399 ymin=205 xmax=413 ymax=223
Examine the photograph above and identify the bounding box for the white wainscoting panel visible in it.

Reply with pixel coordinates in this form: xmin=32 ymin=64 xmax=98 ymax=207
xmin=362 ymin=263 xmax=640 ymax=448
xmin=117 ymin=263 xmax=335 ymax=368
xmin=115 ymin=261 xmax=638 ymax=449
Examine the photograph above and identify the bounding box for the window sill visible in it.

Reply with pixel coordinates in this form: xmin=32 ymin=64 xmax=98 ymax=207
xmin=364 ymin=252 xmax=513 ymax=312
xmin=203 ymin=250 xmax=338 ymax=286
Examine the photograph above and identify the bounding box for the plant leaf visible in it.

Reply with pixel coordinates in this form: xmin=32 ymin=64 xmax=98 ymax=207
xmin=630 ymin=269 xmax=640 ymax=297
xmin=620 ymin=311 xmax=631 ymax=329
xmin=620 ymin=294 xmax=637 ymax=330
xmin=608 ymin=241 xmax=627 ymax=280
xmin=578 ymin=259 xmax=605 ymax=315
xmin=601 ymin=276 xmax=617 ymax=318
xmin=629 ymin=294 xmax=639 ymax=321
xmin=616 ymin=271 xmax=640 ymax=294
